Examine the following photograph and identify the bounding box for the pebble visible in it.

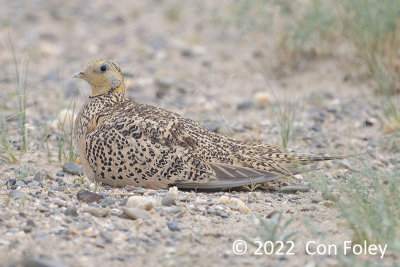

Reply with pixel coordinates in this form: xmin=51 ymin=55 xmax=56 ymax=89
xmin=155 ymin=77 xmax=175 ymax=89
xmin=15 ymin=180 xmax=26 ymax=188
xmin=163 ymin=206 xmax=180 ymax=214
xmin=77 ymin=189 xmax=104 ymax=203
xmin=219 ymin=196 xmax=249 ymax=213
xmin=87 ymin=207 xmax=109 ymax=217
xmin=247 ymin=192 xmax=257 ymax=203
xmin=53 ymin=199 xmax=66 ymax=207
xmin=64 ymin=206 xmax=78 ymax=217
xmin=253 ymin=91 xmax=270 ymax=105
xmin=5 ymin=179 xmax=16 ymax=189
xmin=301 ymin=205 xmax=317 ymax=212
xmin=57 ymin=193 xmax=70 ymax=201
xmin=62 ymin=162 xmax=84 ymax=176
xmin=119 ymin=198 xmax=128 ymax=206
xmin=9 ymin=190 xmax=27 ymax=199
xmin=278 ymin=185 xmax=310 ymax=194
xmin=110 ymin=208 xmax=123 ymax=216
xmin=23 ymin=225 xmax=33 ymax=233
xmin=311 ymin=197 xmax=322 ymax=203
xmin=51 ymin=186 xmax=64 ymax=192
xmin=207 ymin=208 xmax=216 ymax=215
xmin=126 ymin=196 xmax=155 ymax=210
xmin=56 ymin=172 xmax=65 ymax=177
xmin=33 ymin=171 xmax=46 ymax=182
xmin=167 ymin=220 xmax=180 ymax=231
xmin=168 ymin=186 xmax=179 ymax=200
xmin=100 ymin=198 xmax=116 ymax=207
xmin=161 ymin=195 xmax=176 ymax=206
xmin=28 ymin=181 xmax=40 ymax=188
xmin=122 ymin=207 xmax=151 ymax=220
xmin=215 ymin=210 xmax=229 ymax=218
xmin=237 ymin=100 xmax=254 ymax=110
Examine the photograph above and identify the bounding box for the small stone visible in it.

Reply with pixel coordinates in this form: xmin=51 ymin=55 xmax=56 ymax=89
xmin=57 ymin=193 xmax=70 ymax=201
xmin=110 ymin=208 xmax=123 ymax=216
xmin=23 ymin=257 xmax=68 ymax=267
xmin=247 ymin=192 xmax=257 ymax=203
xmin=77 ymin=189 xmax=104 ymax=203
xmin=278 ymin=185 xmax=310 ymax=194
xmin=207 ymin=207 xmax=216 ymax=215
xmin=219 ymin=196 xmax=249 ymax=213
xmin=161 ymin=195 xmax=176 ymax=206
xmin=100 ymin=198 xmax=116 ymax=207
xmin=15 ymin=180 xmax=26 ymax=188
xmin=119 ymin=198 xmax=128 ymax=206
xmin=168 ymin=186 xmax=179 ymax=200
xmin=126 ymin=196 xmax=155 ymax=210
xmin=53 ymin=199 xmax=66 ymax=207
xmin=311 ymin=197 xmax=322 ymax=203
xmin=301 ymin=205 xmax=317 ymax=212
xmin=62 ymin=162 xmax=84 ymax=176
xmin=363 ymin=118 xmax=376 ymax=127
xmin=155 ymin=77 xmax=175 ymax=89
xmin=64 ymin=206 xmax=78 ymax=217
xmin=87 ymin=207 xmax=109 ymax=217
xmin=167 ymin=220 xmax=180 ymax=231
xmin=9 ymin=190 xmax=26 ymax=199
xmin=122 ymin=207 xmax=151 ymax=220
xmin=28 ymin=181 xmax=40 ymax=188
xmin=215 ymin=210 xmax=229 ymax=218
xmin=56 ymin=172 xmax=65 ymax=177
xmin=23 ymin=225 xmax=33 ymax=233
xmin=33 ymin=171 xmax=46 ymax=182
xmin=253 ymin=91 xmax=270 ymax=105
xmin=51 ymin=186 xmax=64 ymax=192
xmin=237 ymin=100 xmax=254 ymax=110
xmin=5 ymin=179 xmax=16 ymax=189
xmin=163 ymin=206 xmax=180 ymax=214
xmin=27 ymin=219 xmax=36 ymax=227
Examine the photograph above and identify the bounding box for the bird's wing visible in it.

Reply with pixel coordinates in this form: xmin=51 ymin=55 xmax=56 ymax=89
xmin=83 ymin=111 xmax=283 ymax=189
xmin=174 ymin=162 xmax=280 ymax=190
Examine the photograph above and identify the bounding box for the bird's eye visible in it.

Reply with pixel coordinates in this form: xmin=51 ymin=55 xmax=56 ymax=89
xmin=99 ymin=64 xmax=108 ymax=72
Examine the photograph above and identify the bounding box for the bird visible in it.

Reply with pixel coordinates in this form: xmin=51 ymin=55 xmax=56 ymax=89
xmin=73 ymin=59 xmax=340 ymax=190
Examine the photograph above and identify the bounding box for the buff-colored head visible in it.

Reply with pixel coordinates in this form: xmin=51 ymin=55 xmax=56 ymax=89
xmin=73 ymin=59 xmax=125 ymax=97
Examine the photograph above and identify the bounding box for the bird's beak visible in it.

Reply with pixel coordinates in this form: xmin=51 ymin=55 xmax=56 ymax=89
xmin=72 ymin=72 xmax=84 ymax=79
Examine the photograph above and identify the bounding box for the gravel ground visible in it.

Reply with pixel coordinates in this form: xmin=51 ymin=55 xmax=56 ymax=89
xmin=0 ymin=1 xmax=398 ymax=266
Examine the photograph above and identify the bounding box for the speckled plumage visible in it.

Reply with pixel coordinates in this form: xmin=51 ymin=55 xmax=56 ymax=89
xmin=73 ymin=59 xmax=338 ymax=189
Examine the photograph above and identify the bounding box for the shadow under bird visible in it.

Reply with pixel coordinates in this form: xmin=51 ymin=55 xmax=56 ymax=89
xmin=73 ymin=59 xmax=340 ymax=190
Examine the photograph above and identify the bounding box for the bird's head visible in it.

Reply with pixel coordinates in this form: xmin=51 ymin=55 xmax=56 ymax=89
xmin=73 ymin=59 xmax=125 ymax=97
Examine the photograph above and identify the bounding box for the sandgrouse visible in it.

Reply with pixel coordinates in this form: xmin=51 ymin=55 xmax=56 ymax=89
xmin=73 ymin=59 xmax=338 ymax=190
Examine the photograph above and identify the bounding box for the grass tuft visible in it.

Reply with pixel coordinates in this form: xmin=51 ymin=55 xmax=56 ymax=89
xmin=310 ymin=165 xmax=400 ymax=255
xmin=9 ymin=36 xmax=30 ymax=152
xmin=241 ymin=212 xmax=299 ymax=252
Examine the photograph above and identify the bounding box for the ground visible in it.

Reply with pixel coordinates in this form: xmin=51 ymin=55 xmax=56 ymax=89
xmin=0 ymin=1 xmax=398 ymax=267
